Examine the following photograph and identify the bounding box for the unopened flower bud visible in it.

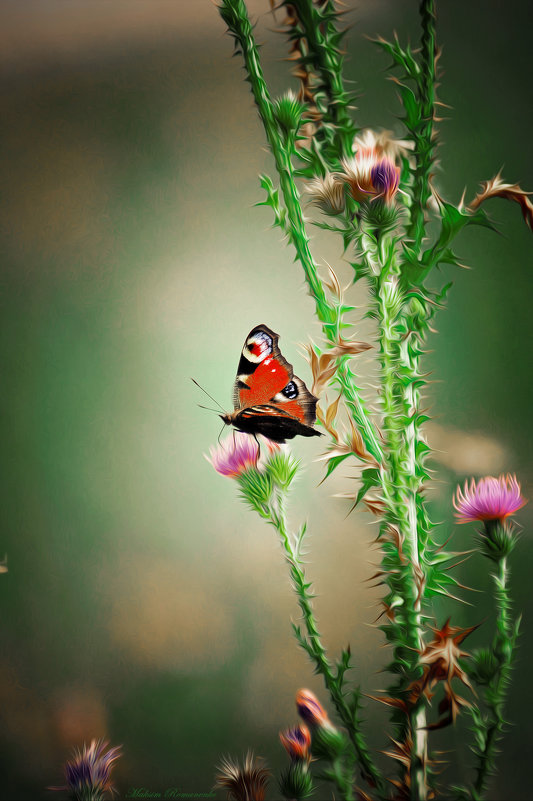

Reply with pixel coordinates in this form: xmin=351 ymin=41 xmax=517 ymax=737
xmin=279 ymin=760 xmax=314 ymax=800
xmin=280 ymin=724 xmax=311 ymax=763
xmin=295 ymin=689 xmax=330 ymax=728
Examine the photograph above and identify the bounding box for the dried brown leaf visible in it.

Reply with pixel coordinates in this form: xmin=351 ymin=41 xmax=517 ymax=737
xmin=469 ymin=173 xmax=533 ymax=230
xmin=325 ymin=394 xmax=342 ymax=429
xmin=329 ymin=337 xmax=373 ymax=358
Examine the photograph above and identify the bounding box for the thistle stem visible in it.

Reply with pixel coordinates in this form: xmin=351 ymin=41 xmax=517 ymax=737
xmin=288 ymin=0 xmax=357 ymax=159
xmin=219 ymin=0 xmax=383 ymax=464
xmin=472 ymin=556 xmax=517 ymax=799
xmin=372 ymin=237 xmax=429 ymax=800
xmin=269 ymin=491 xmax=385 ymax=794
xmin=406 ymin=0 xmax=437 ymax=256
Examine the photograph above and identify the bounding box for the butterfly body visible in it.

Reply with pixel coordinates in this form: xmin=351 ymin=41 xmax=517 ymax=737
xmin=221 ymin=325 xmax=322 ymax=444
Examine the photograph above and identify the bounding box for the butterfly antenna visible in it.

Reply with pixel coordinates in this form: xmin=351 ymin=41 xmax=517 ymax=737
xmin=191 ymin=378 xmax=225 ymax=412
xmin=197 ymin=404 xmax=222 ymax=414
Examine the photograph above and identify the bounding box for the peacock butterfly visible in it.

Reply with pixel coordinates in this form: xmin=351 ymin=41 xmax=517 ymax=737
xmin=220 ymin=324 xmax=322 ymax=444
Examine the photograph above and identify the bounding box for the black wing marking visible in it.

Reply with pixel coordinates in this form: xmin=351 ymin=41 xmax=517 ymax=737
xmin=232 ymin=404 xmax=322 ymax=444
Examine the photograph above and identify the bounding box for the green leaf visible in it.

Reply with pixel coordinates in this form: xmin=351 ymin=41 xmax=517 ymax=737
xmin=399 ymin=84 xmax=422 ymax=130
xmin=321 ymin=452 xmax=351 ymax=481
xmin=353 ymin=467 xmax=381 ymax=509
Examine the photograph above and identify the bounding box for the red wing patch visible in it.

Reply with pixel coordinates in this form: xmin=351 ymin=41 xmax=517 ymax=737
xmin=233 ymin=325 xmax=292 ymax=409
xmin=231 ymin=326 xmax=319 ymax=432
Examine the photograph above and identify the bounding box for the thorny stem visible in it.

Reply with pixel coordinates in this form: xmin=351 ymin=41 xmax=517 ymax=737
xmin=269 ymin=490 xmax=385 ymax=794
xmin=406 ymin=0 xmax=437 ymax=256
xmin=219 ymin=0 xmax=383 ymax=464
xmin=372 ymin=232 xmax=428 ymax=800
xmin=472 ymin=556 xmax=517 ymax=799
xmin=288 ymin=0 xmax=357 ymax=159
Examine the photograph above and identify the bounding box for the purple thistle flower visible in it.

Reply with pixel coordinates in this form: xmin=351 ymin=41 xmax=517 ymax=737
xmin=453 ymin=473 xmax=526 ymax=524
xmin=207 ymin=432 xmax=260 ymax=477
xmin=280 ymin=724 xmax=312 ymax=762
xmin=370 ymin=158 xmax=400 ymax=203
xmin=50 ymin=739 xmax=122 ymax=801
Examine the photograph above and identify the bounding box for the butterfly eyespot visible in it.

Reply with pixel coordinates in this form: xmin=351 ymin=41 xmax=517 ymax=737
xmin=282 ymin=381 xmax=298 ymax=399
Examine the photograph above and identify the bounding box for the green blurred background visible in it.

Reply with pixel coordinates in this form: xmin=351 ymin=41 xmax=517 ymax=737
xmin=1 ymin=2 xmax=531 ymax=799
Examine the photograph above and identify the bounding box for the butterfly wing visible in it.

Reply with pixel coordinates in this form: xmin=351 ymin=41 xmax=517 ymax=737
xmin=232 ymin=325 xmax=320 ymax=438
xmin=232 ymin=405 xmax=322 ymax=443
xmin=233 ymin=324 xmax=292 ymax=409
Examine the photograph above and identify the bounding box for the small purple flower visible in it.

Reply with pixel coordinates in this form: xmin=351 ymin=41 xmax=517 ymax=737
xmin=453 ymin=474 xmax=526 ymax=524
xmin=280 ymin=724 xmax=312 ymax=762
xmin=51 ymin=739 xmax=122 ymax=801
xmin=207 ymin=432 xmax=260 ymax=477
xmin=370 ymin=158 xmax=400 ymax=203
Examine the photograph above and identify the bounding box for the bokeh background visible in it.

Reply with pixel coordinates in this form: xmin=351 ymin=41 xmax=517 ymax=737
xmin=1 ymin=1 xmax=532 ymax=799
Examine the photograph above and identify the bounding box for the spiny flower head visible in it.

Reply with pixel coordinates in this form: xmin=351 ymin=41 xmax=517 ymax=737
xmin=306 ymin=173 xmax=346 ymax=216
xmin=279 ymin=724 xmax=312 ymax=763
xmin=273 ymin=90 xmax=306 ymax=138
xmin=453 ymin=474 xmax=526 ymax=523
xmin=338 ymin=149 xmax=401 ymax=205
xmin=207 ymin=432 xmax=260 ymax=478
xmin=295 ymin=688 xmax=330 ymax=728
xmin=370 ymin=159 xmax=401 ymax=203
xmin=51 ymin=739 xmax=122 ymax=801
xmin=215 ymin=752 xmax=270 ymax=801
xmin=295 ymin=689 xmax=345 ymax=760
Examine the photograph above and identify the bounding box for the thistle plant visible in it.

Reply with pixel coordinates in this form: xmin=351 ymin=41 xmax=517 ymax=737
xmin=209 ymin=1 xmax=531 ymax=799
xmin=50 ymin=740 xmax=122 ymax=801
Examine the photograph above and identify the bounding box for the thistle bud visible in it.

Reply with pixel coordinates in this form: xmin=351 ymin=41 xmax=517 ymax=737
xmin=295 ymin=689 xmax=346 ymax=760
xmin=273 ymin=91 xmax=305 ymax=139
xmin=295 ymin=688 xmax=330 ymax=728
xmin=264 ymin=450 xmax=300 ymax=492
xmin=468 ymin=648 xmax=499 ymax=685
xmin=279 ymin=760 xmax=314 ymax=800
xmin=279 ymin=724 xmax=311 ymax=763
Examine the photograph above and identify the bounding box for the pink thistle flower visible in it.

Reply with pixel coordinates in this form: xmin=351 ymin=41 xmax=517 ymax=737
xmin=453 ymin=474 xmax=526 ymax=524
xmin=279 ymin=724 xmax=312 ymax=762
xmin=207 ymin=432 xmax=260 ymax=477
xmin=338 ymin=148 xmax=401 ymax=205
xmin=50 ymin=739 xmax=122 ymax=800
xmin=295 ymin=688 xmax=331 ymax=728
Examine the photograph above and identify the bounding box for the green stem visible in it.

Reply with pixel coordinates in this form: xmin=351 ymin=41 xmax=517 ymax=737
xmin=289 ymin=0 xmax=357 ymax=160
xmin=372 ymin=236 xmax=429 ymax=800
xmin=473 ymin=556 xmax=516 ymax=799
xmin=219 ymin=0 xmax=383 ymax=464
xmin=269 ymin=491 xmax=385 ymax=794
xmin=406 ymin=0 xmax=437 ymax=256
